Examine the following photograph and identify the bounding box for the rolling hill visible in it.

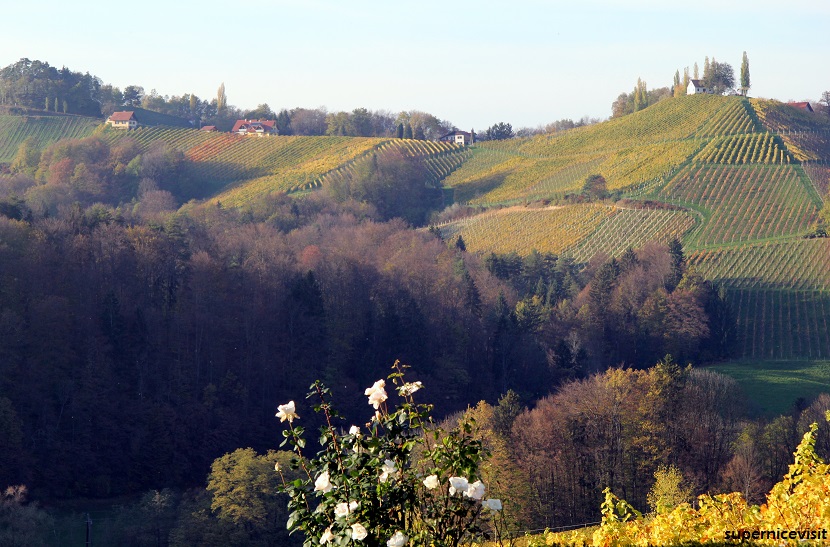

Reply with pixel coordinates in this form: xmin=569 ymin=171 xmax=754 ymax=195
xmin=2 ymin=95 xmax=829 ymax=362
xmin=436 ymin=95 xmax=830 ymax=361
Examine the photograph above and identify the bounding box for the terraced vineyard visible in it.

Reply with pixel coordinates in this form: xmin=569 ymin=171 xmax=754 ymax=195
xmin=0 ymin=114 xmax=100 ymax=161
xmin=568 ymin=207 xmax=696 ymax=262
xmin=437 ymin=203 xmax=696 ymax=259
xmin=443 ymin=95 xmax=753 ymax=204
xmin=207 ymin=138 xmax=468 ymax=206
xmin=433 ymin=95 xmax=830 ymax=361
xmin=437 ymin=204 xmax=615 ymax=256
xmin=693 ymin=133 xmax=789 ymax=164
xmin=689 ymin=239 xmax=830 ymax=291
xmin=687 ymin=239 xmax=830 ymax=359
xmin=658 ymin=164 xmax=819 ymax=246
xmin=752 ymin=98 xmax=830 ymax=161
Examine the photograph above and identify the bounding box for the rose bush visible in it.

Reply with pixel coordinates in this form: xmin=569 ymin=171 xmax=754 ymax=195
xmin=275 ymin=361 xmax=504 ymax=547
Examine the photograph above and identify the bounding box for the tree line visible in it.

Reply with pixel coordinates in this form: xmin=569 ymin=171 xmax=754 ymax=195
xmin=612 ymin=53 xmax=751 ymax=118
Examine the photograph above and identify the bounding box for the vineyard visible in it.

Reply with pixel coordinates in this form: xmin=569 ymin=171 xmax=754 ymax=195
xmin=725 ymin=288 xmax=830 ymax=359
xmin=208 ymin=138 xmax=468 ymax=207
xmin=658 ymin=164 xmax=819 ymax=247
xmin=436 ymin=204 xmax=697 ymax=259
xmin=688 ymin=239 xmax=830 ymax=291
xmin=436 ymin=204 xmax=615 ymax=256
xmin=751 ymin=98 xmax=830 ymax=161
xmin=693 ymin=132 xmax=789 ymax=164
xmin=568 ymin=207 xmax=696 ymax=262
xmin=443 ymin=95 xmax=758 ymax=204
xmin=0 ymin=114 xmax=99 ymax=161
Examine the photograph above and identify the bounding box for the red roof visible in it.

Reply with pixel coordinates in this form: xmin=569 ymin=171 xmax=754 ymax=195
xmin=231 ymin=119 xmax=277 ymax=133
xmin=200 ymin=125 xmax=217 ymax=131
xmin=787 ymin=102 xmax=814 ymax=112
xmin=108 ymin=111 xmax=136 ymax=122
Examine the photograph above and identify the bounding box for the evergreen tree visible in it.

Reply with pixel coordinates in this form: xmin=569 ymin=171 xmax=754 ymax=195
xmin=276 ymin=109 xmax=292 ymax=135
xmin=667 ymin=237 xmax=685 ymax=291
xmin=403 ymin=123 xmax=413 ymax=139
xmin=455 ymin=235 xmax=467 ymax=252
xmin=396 ymin=123 xmax=404 ymax=139
xmin=633 ymin=78 xmax=647 ymax=111
xmin=740 ymin=51 xmax=751 ymax=96
xmin=673 ymin=70 xmax=684 ymax=98
xmin=703 ymin=57 xmax=710 ymax=86
xmin=217 ymin=82 xmax=227 ymax=112
xmin=44 ymin=96 xmax=50 ymax=111
xmin=54 ymin=97 xmax=58 ymax=112
xmin=414 ymin=124 xmax=426 ymax=140
xmin=693 ymin=62 xmax=699 ymax=80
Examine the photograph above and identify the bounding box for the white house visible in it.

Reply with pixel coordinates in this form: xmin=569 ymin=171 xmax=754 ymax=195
xmin=687 ymin=79 xmax=711 ymax=95
xmin=438 ymin=130 xmax=474 ymax=146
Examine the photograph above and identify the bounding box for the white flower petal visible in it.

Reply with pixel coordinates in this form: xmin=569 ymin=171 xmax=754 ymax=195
xmin=464 ymin=480 xmax=485 ymax=500
xmin=422 ymin=474 xmax=439 ymax=490
xmin=314 ymin=471 xmax=333 ymax=493
xmin=276 ymin=401 xmax=299 ymax=423
xmin=387 ymin=531 xmax=408 ymax=547
xmin=351 ymin=523 xmax=368 ymax=541
xmin=482 ymin=498 xmax=503 ymax=511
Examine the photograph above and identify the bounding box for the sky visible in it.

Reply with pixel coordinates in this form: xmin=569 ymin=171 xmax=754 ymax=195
xmin=1 ymin=0 xmax=827 ymax=129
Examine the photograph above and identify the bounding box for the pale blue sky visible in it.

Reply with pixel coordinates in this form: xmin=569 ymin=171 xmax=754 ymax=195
xmin=2 ymin=0 xmax=827 ymax=129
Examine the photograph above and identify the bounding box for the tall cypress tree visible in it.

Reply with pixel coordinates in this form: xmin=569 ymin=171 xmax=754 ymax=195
xmin=702 ymin=57 xmax=710 ymax=87
xmin=740 ymin=51 xmax=750 ymax=96
xmin=403 ymin=123 xmax=413 ymax=139
xmin=217 ymin=82 xmax=227 ymax=113
xmin=396 ymin=123 xmax=404 ymax=139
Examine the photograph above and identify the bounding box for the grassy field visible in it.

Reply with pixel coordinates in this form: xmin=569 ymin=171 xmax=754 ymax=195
xmin=706 ymin=359 xmax=830 ymax=416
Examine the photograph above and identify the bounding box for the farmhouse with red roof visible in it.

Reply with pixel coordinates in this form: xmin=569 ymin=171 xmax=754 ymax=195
xmin=106 ymin=111 xmax=138 ymax=130
xmin=787 ymin=102 xmax=814 ymax=113
xmin=232 ymin=119 xmax=278 ymax=136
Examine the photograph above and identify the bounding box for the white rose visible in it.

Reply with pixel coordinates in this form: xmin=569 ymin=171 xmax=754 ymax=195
xmin=387 ymin=531 xmax=408 ymax=547
xmin=448 ymin=476 xmax=469 ymax=496
xmin=351 ymin=523 xmax=368 ymax=541
xmin=276 ymin=401 xmax=299 ymax=423
xmin=464 ymin=480 xmax=485 ymax=500
xmin=482 ymin=498 xmax=503 ymax=511
xmin=349 ymin=425 xmax=360 ymax=435
xmin=334 ymin=502 xmax=350 ymax=518
xmin=380 ymin=459 xmax=398 ymax=483
xmin=422 ymin=474 xmax=440 ymax=490
xmin=314 ymin=471 xmax=333 ymax=493
xmin=364 ymin=379 xmax=388 ymax=409
xmin=335 ymin=500 xmax=359 ymax=518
